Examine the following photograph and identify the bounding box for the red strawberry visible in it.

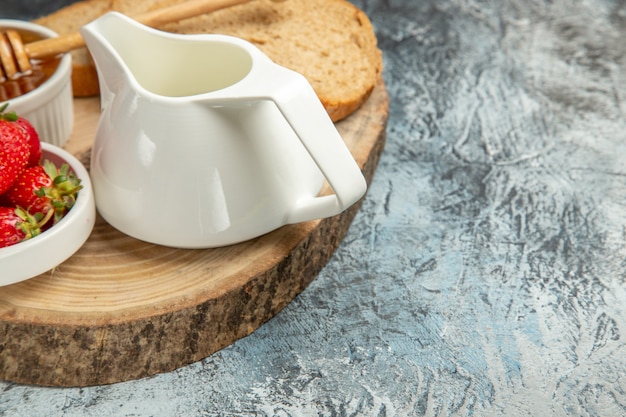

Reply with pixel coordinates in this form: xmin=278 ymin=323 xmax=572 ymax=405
xmin=0 ymin=103 xmax=40 ymax=167
xmin=5 ymin=160 xmax=82 ymax=225
xmin=15 ymin=116 xmax=42 ymax=167
xmin=0 ymin=117 xmax=29 ymax=195
xmin=0 ymin=206 xmax=49 ymax=248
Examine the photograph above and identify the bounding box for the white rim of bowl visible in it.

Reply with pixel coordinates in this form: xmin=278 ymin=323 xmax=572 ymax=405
xmin=0 ymin=19 xmax=72 ymax=112
xmin=0 ymin=143 xmax=94 ymax=285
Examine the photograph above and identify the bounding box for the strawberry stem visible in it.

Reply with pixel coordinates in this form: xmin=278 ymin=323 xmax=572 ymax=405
xmin=40 ymin=159 xmax=83 ymax=224
xmin=0 ymin=102 xmax=18 ymax=122
xmin=13 ymin=206 xmax=52 ymax=240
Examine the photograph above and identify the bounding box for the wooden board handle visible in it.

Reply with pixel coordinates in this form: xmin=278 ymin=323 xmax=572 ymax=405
xmin=24 ymin=0 xmax=259 ymax=60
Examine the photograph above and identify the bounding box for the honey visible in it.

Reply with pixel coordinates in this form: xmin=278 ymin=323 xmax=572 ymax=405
xmin=0 ymin=28 xmax=61 ymax=101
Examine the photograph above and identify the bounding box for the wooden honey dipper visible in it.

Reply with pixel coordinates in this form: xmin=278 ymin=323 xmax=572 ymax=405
xmin=0 ymin=0 xmax=283 ymax=81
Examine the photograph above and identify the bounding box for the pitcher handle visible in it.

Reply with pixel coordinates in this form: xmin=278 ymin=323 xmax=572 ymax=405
xmin=253 ymin=65 xmax=367 ymax=224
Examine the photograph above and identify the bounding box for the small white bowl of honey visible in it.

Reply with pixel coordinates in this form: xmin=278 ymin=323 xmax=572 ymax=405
xmin=0 ymin=20 xmax=73 ymax=147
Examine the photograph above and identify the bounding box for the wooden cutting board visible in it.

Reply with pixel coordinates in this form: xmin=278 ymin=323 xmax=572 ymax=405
xmin=0 ymin=79 xmax=388 ymax=387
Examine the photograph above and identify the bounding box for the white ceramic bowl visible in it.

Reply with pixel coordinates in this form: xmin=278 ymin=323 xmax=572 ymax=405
xmin=0 ymin=19 xmax=73 ymax=147
xmin=0 ymin=143 xmax=95 ymax=286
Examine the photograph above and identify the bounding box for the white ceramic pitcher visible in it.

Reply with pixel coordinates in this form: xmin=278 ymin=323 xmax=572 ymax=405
xmin=80 ymin=12 xmax=367 ymax=248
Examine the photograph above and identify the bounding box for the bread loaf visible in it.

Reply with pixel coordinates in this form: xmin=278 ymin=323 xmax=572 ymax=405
xmin=34 ymin=0 xmax=382 ymax=122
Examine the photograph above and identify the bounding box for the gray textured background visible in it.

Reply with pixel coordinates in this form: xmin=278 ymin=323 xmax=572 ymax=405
xmin=2 ymin=0 xmax=626 ymax=416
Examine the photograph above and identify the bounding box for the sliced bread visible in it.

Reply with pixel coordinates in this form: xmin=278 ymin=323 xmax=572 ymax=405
xmin=35 ymin=0 xmax=383 ymax=121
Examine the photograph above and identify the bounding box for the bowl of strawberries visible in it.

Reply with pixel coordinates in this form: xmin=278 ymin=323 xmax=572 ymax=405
xmin=0 ymin=104 xmax=95 ymax=286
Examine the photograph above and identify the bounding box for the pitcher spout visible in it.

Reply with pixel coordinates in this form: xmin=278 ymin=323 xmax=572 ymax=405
xmin=81 ymin=12 xmax=256 ymax=101
xmin=79 ymin=12 xmax=143 ymax=104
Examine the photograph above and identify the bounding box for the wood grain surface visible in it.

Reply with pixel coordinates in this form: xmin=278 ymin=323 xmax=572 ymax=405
xmin=0 ymin=79 xmax=388 ymax=387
